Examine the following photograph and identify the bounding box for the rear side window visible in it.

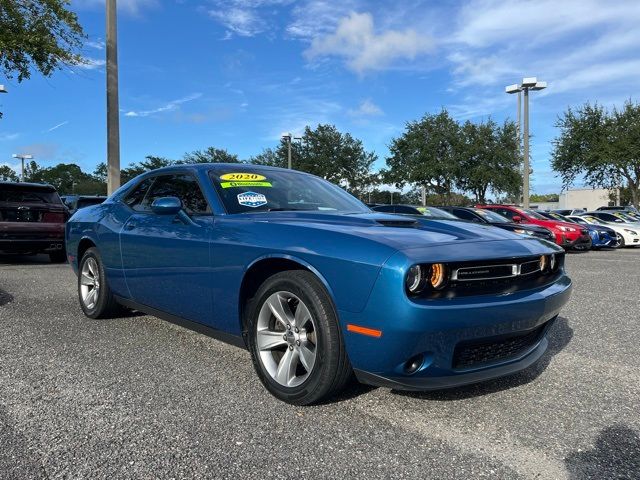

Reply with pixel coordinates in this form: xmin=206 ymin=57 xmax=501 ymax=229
xmin=0 ymin=186 xmax=59 ymax=204
xmin=495 ymin=208 xmax=516 ymax=220
xmin=453 ymin=209 xmax=479 ymax=222
xmin=143 ymin=174 xmax=211 ymax=215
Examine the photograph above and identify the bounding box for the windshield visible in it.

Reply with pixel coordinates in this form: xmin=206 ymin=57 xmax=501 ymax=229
xmin=597 ymin=212 xmax=626 ymax=223
xmin=548 ymin=212 xmax=573 ymax=223
xmin=209 ymin=167 xmax=369 ymax=215
xmin=473 ymin=208 xmax=510 ymax=223
xmin=569 ymin=216 xmax=587 ymax=225
xmin=421 ymin=207 xmax=457 ymax=219
xmin=0 ymin=185 xmax=60 ymax=204
xmin=613 ymin=212 xmax=638 ymax=222
xmin=518 ymin=208 xmax=547 ymax=220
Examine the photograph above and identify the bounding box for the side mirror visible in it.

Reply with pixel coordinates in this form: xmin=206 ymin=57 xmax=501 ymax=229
xmin=512 ymin=215 xmax=522 ymax=223
xmin=151 ymin=196 xmax=182 ymax=215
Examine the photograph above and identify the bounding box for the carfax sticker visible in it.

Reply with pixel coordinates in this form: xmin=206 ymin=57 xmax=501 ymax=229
xmin=237 ymin=191 xmax=267 ymax=208
xmin=221 ymin=181 xmax=272 ymax=188
xmin=221 ymin=173 xmax=267 ymax=181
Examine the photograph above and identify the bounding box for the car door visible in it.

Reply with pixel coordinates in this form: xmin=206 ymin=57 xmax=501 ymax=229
xmin=119 ymin=173 xmax=213 ymax=323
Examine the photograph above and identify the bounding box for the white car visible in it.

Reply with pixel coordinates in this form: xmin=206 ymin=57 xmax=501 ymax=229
xmin=570 ymin=215 xmax=640 ymax=247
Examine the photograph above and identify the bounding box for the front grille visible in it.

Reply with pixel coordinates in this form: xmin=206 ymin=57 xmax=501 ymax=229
xmin=421 ymin=254 xmax=564 ymax=299
xmin=452 ymin=322 xmax=548 ymax=369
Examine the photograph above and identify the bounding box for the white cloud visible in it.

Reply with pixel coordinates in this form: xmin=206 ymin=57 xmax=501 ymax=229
xmin=74 ymin=0 xmax=157 ymax=15
xmin=0 ymin=132 xmax=19 ymax=141
xmin=77 ymin=58 xmax=106 ymax=70
xmin=453 ymin=0 xmax=640 ymax=48
xmin=124 ymin=93 xmax=203 ymax=118
xmin=208 ymin=0 xmax=294 ymax=37
xmin=304 ymin=12 xmax=434 ymax=74
xmin=348 ymin=99 xmax=383 ymax=117
xmin=45 ymin=121 xmax=69 ymax=133
xmin=86 ymin=40 xmax=105 ymax=50
xmin=287 ymin=0 xmax=357 ymax=39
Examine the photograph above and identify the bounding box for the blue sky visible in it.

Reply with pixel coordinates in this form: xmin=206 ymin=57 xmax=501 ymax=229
xmin=1 ymin=0 xmax=639 ymax=193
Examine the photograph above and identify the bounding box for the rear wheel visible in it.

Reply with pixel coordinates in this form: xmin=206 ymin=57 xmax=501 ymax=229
xmin=247 ymin=270 xmax=352 ymax=405
xmin=78 ymin=247 xmax=122 ymax=319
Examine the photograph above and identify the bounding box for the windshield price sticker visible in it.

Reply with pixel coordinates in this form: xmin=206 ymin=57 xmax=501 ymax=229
xmin=221 ymin=181 xmax=272 ymax=189
xmin=221 ymin=173 xmax=267 ymax=181
xmin=237 ymin=191 xmax=267 ymax=208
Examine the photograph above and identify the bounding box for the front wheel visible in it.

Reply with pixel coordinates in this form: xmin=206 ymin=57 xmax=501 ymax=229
xmin=247 ymin=270 xmax=352 ymax=405
xmin=78 ymin=247 xmax=122 ymax=319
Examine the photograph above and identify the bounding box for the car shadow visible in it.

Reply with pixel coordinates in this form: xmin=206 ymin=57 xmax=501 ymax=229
xmin=0 ymin=289 xmax=14 ymax=306
xmin=0 ymin=253 xmax=58 ymax=265
xmin=565 ymin=424 xmax=640 ymax=479
xmin=390 ymin=316 xmax=573 ymax=401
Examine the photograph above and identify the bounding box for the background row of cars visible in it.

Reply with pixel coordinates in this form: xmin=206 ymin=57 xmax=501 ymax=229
xmin=0 ymin=181 xmax=105 ymax=263
xmin=369 ymin=203 xmax=640 ymax=250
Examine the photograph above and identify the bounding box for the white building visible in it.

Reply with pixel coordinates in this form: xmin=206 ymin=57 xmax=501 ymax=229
xmin=558 ymin=188 xmax=615 ymax=211
xmin=531 ymin=188 xmax=617 ymax=211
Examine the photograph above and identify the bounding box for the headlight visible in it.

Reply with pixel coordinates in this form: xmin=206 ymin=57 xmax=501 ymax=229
xmin=539 ymin=255 xmax=548 ymax=272
xmin=550 ymin=254 xmax=557 ymax=271
xmin=559 ymin=226 xmax=576 ymax=232
xmin=514 ymin=229 xmax=533 ymax=235
xmin=624 ymin=229 xmax=638 ymax=235
xmin=406 ymin=265 xmax=425 ymax=294
xmin=429 ymin=263 xmax=448 ymax=290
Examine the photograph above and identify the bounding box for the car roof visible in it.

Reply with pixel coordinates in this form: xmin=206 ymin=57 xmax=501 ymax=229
xmin=147 ymin=163 xmax=305 ymax=175
xmin=0 ymin=181 xmax=56 ymax=191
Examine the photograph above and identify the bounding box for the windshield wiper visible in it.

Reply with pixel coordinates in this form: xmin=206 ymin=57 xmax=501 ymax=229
xmin=267 ymin=207 xmax=316 ymax=212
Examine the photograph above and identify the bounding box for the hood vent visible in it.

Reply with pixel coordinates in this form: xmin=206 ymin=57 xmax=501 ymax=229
xmin=375 ymin=219 xmax=419 ymax=228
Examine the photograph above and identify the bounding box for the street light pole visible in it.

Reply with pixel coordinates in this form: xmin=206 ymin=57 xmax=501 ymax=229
xmin=106 ymin=0 xmax=121 ymax=194
xmin=12 ymin=154 xmax=33 ymax=182
xmin=281 ymin=133 xmax=293 ymax=169
xmin=505 ymin=78 xmax=547 ymax=208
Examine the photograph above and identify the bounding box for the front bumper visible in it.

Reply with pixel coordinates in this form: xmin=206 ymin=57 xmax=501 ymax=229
xmin=561 ymin=233 xmax=592 ymax=250
xmin=340 ymin=255 xmax=572 ymax=391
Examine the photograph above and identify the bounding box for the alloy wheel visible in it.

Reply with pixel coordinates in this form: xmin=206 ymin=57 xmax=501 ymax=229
xmin=256 ymin=291 xmax=317 ymax=387
xmin=80 ymin=257 xmax=100 ymax=310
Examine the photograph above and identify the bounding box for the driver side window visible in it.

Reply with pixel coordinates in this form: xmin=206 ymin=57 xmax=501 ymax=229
xmin=143 ymin=174 xmax=211 ymax=215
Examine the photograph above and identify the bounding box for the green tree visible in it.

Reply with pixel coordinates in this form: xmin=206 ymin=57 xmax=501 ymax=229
xmin=0 ymin=165 xmax=19 ymax=181
xmin=458 ymin=119 xmax=520 ymax=203
xmin=181 ymin=147 xmax=241 ymax=164
xmin=0 ymin=0 xmax=85 ymax=117
xmin=552 ymin=101 xmax=640 ymax=208
xmin=384 ymin=110 xmax=461 ymax=204
xmin=26 ymin=162 xmax=101 ymax=194
xmin=530 ymin=193 xmax=559 ymax=203
xmin=251 ymin=124 xmax=377 ymax=194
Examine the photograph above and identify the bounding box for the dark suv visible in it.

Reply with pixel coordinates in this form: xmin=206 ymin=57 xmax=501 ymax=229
xmin=0 ymin=182 xmax=68 ymax=262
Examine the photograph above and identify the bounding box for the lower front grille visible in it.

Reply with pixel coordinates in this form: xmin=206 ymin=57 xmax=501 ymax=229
xmin=452 ymin=322 xmax=548 ymax=369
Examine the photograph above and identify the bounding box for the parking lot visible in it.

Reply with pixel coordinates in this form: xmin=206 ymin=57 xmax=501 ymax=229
xmin=1 ymin=250 xmax=639 ymax=479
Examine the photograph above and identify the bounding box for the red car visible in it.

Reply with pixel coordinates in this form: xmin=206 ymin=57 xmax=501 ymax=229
xmin=0 ymin=182 xmax=67 ymax=262
xmin=476 ymin=204 xmax=592 ymax=250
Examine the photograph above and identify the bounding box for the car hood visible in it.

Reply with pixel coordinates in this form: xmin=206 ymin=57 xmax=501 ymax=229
xmin=238 ymin=211 xmax=542 ymax=251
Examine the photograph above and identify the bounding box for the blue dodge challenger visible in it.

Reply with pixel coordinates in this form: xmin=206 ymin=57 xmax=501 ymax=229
xmin=66 ymin=164 xmax=572 ymax=405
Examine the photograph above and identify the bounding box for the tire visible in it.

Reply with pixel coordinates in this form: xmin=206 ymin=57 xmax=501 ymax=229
xmin=618 ymin=234 xmax=626 ymax=248
xmin=77 ymin=247 xmax=122 ymax=319
xmin=246 ymin=270 xmax=352 ymax=405
xmin=49 ymin=249 xmax=67 ymax=263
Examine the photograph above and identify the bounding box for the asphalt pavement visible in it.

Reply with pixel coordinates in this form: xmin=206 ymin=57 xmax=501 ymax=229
xmin=1 ymin=249 xmax=639 ymax=479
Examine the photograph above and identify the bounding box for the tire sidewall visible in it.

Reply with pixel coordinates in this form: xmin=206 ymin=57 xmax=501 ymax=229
xmin=247 ymin=272 xmax=338 ymax=404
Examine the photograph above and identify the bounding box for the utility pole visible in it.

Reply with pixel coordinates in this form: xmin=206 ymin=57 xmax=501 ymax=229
xmin=106 ymin=0 xmax=121 ymax=194
xmin=12 ymin=154 xmax=33 ymax=182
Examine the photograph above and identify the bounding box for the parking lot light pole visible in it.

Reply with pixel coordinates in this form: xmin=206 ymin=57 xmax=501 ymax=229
xmin=505 ymin=78 xmax=547 ymax=208
xmin=281 ymin=133 xmax=292 ymax=169
xmin=12 ymin=154 xmax=33 ymax=182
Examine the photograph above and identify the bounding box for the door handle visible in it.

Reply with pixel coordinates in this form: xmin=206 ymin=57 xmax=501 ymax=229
xmin=124 ymin=222 xmax=137 ymax=231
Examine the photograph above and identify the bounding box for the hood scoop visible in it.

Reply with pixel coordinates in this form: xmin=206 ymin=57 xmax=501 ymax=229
xmin=374 ymin=218 xmax=419 ymax=228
